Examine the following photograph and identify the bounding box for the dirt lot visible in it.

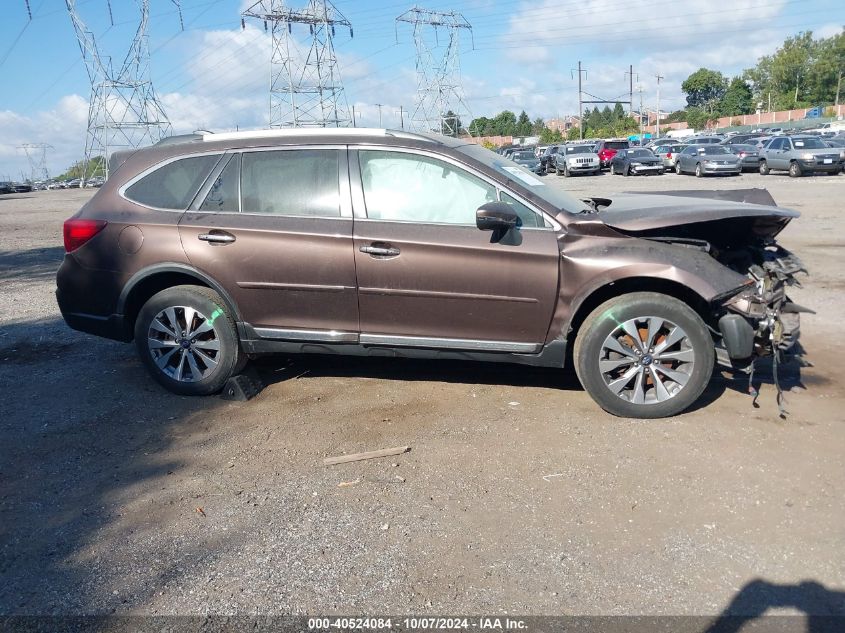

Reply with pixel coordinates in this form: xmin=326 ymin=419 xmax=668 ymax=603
xmin=1 ymin=171 xmax=844 ymax=621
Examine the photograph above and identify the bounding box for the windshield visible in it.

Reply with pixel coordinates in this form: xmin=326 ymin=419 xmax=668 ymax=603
xmin=567 ymin=146 xmax=593 ymax=154
xmin=731 ymin=144 xmax=757 ymax=152
xmin=513 ymin=152 xmax=536 ymax=160
xmin=456 ymin=142 xmax=588 ymax=214
xmin=605 ymin=141 xmax=629 ymax=150
xmin=791 ymin=137 xmax=827 ymax=149
xmin=626 ymin=149 xmax=653 ymax=158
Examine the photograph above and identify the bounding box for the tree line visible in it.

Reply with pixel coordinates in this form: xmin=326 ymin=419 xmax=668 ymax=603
xmin=669 ymin=29 xmax=843 ymax=129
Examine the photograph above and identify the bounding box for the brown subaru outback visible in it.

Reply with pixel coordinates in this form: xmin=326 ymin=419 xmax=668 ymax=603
xmin=57 ymin=129 xmax=806 ymax=418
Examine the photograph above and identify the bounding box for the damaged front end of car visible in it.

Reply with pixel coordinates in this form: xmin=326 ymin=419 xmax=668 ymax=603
xmin=590 ymin=188 xmax=811 ymax=415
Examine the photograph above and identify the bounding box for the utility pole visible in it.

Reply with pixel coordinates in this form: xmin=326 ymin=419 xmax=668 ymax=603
xmin=655 ymin=72 xmax=664 ymax=137
xmin=624 ymin=65 xmax=638 ymax=116
xmin=572 ymin=61 xmax=587 ymax=140
xmin=19 ymin=143 xmax=53 ymax=182
xmin=242 ymin=0 xmax=353 ymax=128
xmin=398 ymin=105 xmax=405 ymax=130
xmin=351 ymin=105 xmax=356 ymax=127
xmin=375 ymin=103 xmax=383 ymax=127
xmin=396 ymin=7 xmax=473 ymax=136
xmin=64 ymin=0 xmax=182 ymax=182
xmin=637 ymin=86 xmax=644 ymax=140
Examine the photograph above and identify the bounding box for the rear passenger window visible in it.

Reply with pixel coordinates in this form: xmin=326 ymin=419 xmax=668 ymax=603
xmin=200 ymin=154 xmax=240 ymax=213
xmin=125 ymin=154 xmax=220 ymax=209
xmin=241 ymin=150 xmax=340 ymax=217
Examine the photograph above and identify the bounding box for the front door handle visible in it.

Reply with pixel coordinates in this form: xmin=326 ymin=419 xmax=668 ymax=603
xmin=360 ymin=243 xmax=400 ymax=257
xmin=198 ymin=231 xmax=236 ymax=244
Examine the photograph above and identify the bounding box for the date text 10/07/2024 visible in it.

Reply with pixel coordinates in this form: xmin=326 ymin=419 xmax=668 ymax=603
xmin=308 ymin=617 xmax=528 ymax=630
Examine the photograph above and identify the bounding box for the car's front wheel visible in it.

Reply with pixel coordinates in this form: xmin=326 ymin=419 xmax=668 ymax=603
xmin=695 ymin=163 xmax=704 ymax=177
xmin=675 ymin=162 xmax=682 ymax=174
xmin=759 ymin=160 xmax=770 ymax=175
xmin=573 ymin=292 xmax=715 ymax=418
xmin=789 ymin=161 xmax=803 ymax=178
xmin=610 ymin=163 xmax=616 ymax=175
xmin=134 ymin=285 xmax=241 ymax=395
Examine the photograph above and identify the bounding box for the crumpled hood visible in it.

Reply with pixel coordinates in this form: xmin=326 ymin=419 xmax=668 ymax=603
xmin=590 ymin=190 xmax=800 ymax=245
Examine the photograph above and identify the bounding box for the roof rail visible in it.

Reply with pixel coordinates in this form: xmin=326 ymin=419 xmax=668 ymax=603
xmin=199 ymin=127 xmax=440 ymax=144
xmin=155 ymin=133 xmax=203 ymax=146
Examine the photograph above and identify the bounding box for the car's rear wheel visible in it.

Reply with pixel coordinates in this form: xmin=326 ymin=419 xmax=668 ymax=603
xmin=134 ymin=285 xmax=241 ymax=396
xmin=759 ymin=160 xmax=770 ymax=175
xmin=573 ymin=292 xmax=714 ymax=419
xmin=789 ymin=161 xmax=803 ymax=178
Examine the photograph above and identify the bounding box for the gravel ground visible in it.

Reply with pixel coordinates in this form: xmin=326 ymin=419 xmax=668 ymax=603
xmin=0 ymin=172 xmax=843 ymax=620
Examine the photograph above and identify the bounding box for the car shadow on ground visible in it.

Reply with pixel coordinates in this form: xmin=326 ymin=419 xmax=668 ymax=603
xmin=0 ymin=246 xmax=65 ymax=281
xmin=702 ymin=578 xmax=845 ymax=633
xmin=246 ymin=352 xmax=729 ymax=414
xmin=0 ymin=317 xmax=238 ymax=614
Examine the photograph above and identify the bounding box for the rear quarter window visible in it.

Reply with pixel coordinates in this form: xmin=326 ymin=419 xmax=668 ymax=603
xmin=124 ymin=154 xmax=220 ymax=210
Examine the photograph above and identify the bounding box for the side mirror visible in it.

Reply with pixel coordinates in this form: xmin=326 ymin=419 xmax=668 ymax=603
xmin=476 ymin=201 xmax=519 ymax=232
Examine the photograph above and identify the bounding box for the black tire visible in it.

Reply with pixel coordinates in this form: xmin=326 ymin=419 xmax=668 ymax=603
xmin=610 ymin=163 xmax=616 ymax=175
xmin=623 ymin=164 xmax=630 ymax=176
xmin=134 ymin=285 xmax=241 ymax=396
xmin=695 ymin=163 xmax=703 ymax=178
xmin=555 ymin=165 xmax=562 ymax=175
xmin=759 ymin=160 xmax=770 ymax=175
xmin=789 ymin=161 xmax=803 ymax=178
xmin=563 ymin=165 xmax=570 ymax=177
xmin=675 ymin=162 xmax=682 ymax=175
xmin=573 ymin=292 xmax=715 ymax=419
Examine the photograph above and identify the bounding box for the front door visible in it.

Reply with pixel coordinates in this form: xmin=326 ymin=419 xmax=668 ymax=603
xmin=350 ymin=148 xmax=560 ymax=350
xmin=179 ymin=148 xmax=358 ymax=338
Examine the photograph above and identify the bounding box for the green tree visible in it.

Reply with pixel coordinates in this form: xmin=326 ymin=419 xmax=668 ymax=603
xmin=665 ymin=110 xmax=688 ymax=123
xmin=685 ymin=107 xmax=717 ymax=131
xmin=516 ymin=110 xmax=532 ymax=136
xmin=467 ymin=116 xmax=489 ymax=136
xmin=719 ymin=77 xmax=754 ymax=115
xmin=682 ymin=68 xmax=728 ymax=112
xmin=612 ymin=101 xmax=625 ymax=121
xmin=531 ymin=117 xmax=545 ymax=135
xmin=539 ymin=127 xmax=563 ymax=143
xmin=492 ymin=110 xmax=517 ymax=135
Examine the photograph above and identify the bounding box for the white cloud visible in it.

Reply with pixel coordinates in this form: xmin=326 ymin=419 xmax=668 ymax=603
xmin=0 ymin=95 xmax=88 ymax=180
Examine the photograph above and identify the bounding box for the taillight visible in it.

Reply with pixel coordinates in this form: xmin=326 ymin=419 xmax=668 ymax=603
xmin=739 ymin=152 xmax=747 ymax=157
xmin=666 ymin=152 xmax=672 ymax=158
xmin=63 ymin=218 xmax=107 ymax=252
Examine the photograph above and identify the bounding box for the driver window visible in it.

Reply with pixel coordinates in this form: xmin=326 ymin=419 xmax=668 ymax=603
xmin=359 ymin=150 xmax=497 ymax=225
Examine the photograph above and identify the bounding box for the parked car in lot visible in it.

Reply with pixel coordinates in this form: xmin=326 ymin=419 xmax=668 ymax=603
xmin=725 ymin=144 xmax=761 ymax=171
xmin=510 ymin=150 xmax=542 ymax=173
xmin=594 ymin=139 xmax=630 ymax=168
xmin=6 ymin=182 xmax=33 ymax=193
xmin=538 ymin=145 xmax=560 ymax=173
xmin=651 ymin=144 xmax=685 ymax=171
xmin=822 ymin=138 xmax=845 ymax=167
xmin=550 ymin=144 xmax=600 ymax=176
xmin=684 ymin=136 xmax=722 ymax=145
xmin=609 ymin=148 xmax=664 ymax=176
xmin=0 ymin=182 xmax=12 ymax=194
xmin=57 ymin=127 xmax=807 ymax=419
xmin=759 ymin=134 xmax=842 ymax=177
xmin=676 ymin=145 xmax=741 ymax=176
xmin=721 ymin=133 xmax=765 ymax=146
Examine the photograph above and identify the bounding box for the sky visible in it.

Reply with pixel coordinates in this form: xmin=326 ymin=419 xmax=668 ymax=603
xmin=0 ymin=0 xmax=842 ymax=179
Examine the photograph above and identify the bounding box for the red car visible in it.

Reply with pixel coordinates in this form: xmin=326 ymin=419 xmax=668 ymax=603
xmin=595 ymin=139 xmax=630 ymax=168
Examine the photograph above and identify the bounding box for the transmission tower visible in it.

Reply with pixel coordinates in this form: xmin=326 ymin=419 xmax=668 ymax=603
xmin=64 ymin=1 xmax=183 ymax=181
xmin=396 ymin=7 xmax=473 ymax=137
xmin=19 ymin=143 xmax=53 ymax=182
xmin=242 ymin=0 xmax=353 ymax=128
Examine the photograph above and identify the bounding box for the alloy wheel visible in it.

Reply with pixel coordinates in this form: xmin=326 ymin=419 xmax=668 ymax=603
xmin=147 ymin=305 xmax=221 ymax=382
xmin=598 ymin=316 xmax=695 ymax=405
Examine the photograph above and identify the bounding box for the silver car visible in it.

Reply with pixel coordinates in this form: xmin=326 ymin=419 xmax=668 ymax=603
xmin=759 ymin=135 xmax=842 ymax=177
xmin=676 ymin=145 xmax=741 ymax=177
xmin=552 ymin=144 xmax=600 ymax=176
xmin=726 ymin=144 xmax=760 ymax=171
xmin=652 ymin=144 xmax=685 ymax=170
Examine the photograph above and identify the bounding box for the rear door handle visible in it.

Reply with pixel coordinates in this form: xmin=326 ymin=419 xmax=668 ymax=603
xmin=360 ymin=244 xmax=400 ymax=257
xmin=198 ymin=231 xmax=236 ymax=244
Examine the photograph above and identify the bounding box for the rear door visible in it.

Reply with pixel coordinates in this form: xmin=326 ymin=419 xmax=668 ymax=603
xmin=178 ymin=147 xmax=358 ymax=339
xmin=349 ymin=147 xmax=560 ymax=350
